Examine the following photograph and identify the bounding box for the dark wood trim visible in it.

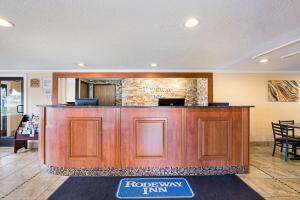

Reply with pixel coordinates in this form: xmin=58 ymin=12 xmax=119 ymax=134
xmin=242 ymin=108 xmax=250 ymax=168
xmin=53 ymin=72 xmax=213 ymax=78
xmin=181 ymin=108 xmax=187 ymax=166
xmin=52 ymin=72 xmax=213 ymax=104
xmin=114 ymin=108 xmax=121 ymax=167
xmin=38 ymin=106 xmax=46 ymax=164
xmin=52 ymin=73 xmax=59 ymax=104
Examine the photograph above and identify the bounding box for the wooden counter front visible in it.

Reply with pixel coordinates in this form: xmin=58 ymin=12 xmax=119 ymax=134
xmin=39 ymin=106 xmax=251 ymax=171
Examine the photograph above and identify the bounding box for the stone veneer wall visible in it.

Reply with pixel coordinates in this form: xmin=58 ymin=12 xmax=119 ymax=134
xmin=122 ymin=78 xmax=208 ymax=106
xmin=197 ymin=78 xmax=208 ymax=105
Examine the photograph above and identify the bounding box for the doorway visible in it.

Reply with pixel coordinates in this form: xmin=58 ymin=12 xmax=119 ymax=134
xmin=0 ymin=77 xmax=24 ymax=146
xmin=93 ymin=84 xmax=116 ymax=106
xmin=80 ymin=81 xmax=89 ymax=98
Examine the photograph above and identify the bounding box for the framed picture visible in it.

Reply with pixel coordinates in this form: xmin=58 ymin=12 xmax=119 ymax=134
xmin=43 ymin=77 xmax=52 ymax=88
xmin=30 ymin=78 xmax=40 ymax=88
xmin=268 ymin=80 xmax=299 ymax=102
xmin=42 ymin=77 xmax=52 ymax=98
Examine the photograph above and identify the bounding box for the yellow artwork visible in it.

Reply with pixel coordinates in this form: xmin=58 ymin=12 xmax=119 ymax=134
xmin=268 ymin=80 xmax=299 ymax=102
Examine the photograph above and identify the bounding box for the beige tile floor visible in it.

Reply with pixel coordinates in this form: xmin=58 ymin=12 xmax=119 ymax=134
xmin=0 ymin=146 xmax=299 ymax=200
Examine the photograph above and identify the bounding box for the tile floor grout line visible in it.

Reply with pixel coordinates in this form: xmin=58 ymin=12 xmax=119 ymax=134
xmin=0 ymin=158 xmax=39 ymax=180
xmin=250 ymin=163 xmax=300 ymax=196
xmin=0 ymin=151 xmax=37 ymax=168
xmin=0 ymin=155 xmax=39 ymax=168
xmin=34 ymin=176 xmax=64 ymax=200
xmin=0 ymin=153 xmax=14 ymax=159
xmin=0 ymin=150 xmax=30 ymax=158
xmin=0 ymin=171 xmax=41 ymax=199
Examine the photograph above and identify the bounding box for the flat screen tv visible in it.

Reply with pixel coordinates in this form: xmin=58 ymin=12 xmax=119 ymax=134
xmin=158 ymin=98 xmax=185 ymax=106
xmin=75 ymin=98 xmax=98 ymax=106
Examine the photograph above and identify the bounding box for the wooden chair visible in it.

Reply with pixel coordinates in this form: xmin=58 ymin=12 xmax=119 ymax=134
xmin=272 ymin=122 xmax=300 ymax=161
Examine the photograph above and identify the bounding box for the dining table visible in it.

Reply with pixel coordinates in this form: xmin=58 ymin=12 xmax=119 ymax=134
xmin=281 ymin=123 xmax=300 ymax=161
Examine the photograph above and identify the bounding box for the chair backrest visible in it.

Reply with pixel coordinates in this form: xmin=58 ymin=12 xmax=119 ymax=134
xmin=272 ymin=122 xmax=288 ymax=139
xmin=279 ymin=120 xmax=295 ymax=136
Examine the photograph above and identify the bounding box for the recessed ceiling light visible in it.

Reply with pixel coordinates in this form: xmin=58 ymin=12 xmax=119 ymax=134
xmin=150 ymin=63 xmax=158 ymax=67
xmin=184 ymin=18 xmax=199 ymax=28
xmin=259 ymin=58 xmax=269 ymax=63
xmin=77 ymin=62 xmax=86 ymax=67
xmin=0 ymin=18 xmax=14 ymax=27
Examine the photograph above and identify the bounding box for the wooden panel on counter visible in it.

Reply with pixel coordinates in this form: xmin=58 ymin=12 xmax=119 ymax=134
xmin=186 ymin=107 xmax=248 ymax=167
xmin=69 ymin=118 xmax=101 ymax=159
xmin=135 ymin=118 xmax=167 ymax=158
xmin=121 ymin=108 xmax=182 ymax=168
xmin=44 ymin=107 xmax=117 ymax=168
xmin=198 ymin=118 xmax=232 ymax=160
xmin=39 ymin=106 xmax=251 ymax=169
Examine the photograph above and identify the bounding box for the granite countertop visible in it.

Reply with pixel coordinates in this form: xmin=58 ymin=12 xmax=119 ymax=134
xmin=37 ymin=105 xmax=254 ymax=108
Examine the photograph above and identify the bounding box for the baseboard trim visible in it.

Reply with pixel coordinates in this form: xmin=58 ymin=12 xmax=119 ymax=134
xmin=250 ymin=141 xmax=273 ymax=146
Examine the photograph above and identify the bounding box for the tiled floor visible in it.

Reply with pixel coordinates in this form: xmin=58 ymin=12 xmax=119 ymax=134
xmin=240 ymin=146 xmax=300 ymax=200
xmin=0 ymin=146 xmax=299 ymax=200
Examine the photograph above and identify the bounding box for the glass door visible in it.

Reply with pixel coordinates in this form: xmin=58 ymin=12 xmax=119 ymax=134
xmin=0 ymin=77 xmax=24 ymax=146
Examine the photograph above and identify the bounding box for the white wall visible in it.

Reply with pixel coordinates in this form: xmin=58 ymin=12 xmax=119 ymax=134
xmin=58 ymin=78 xmax=76 ymax=104
xmin=213 ymin=73 xmax=300 ymax=142
xmin=26 ymin=73 xmax=52 ymax=114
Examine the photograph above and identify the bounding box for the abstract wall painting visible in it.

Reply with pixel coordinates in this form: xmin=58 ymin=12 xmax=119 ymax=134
xmin=268 ymin=80 xmax=299 ymax=102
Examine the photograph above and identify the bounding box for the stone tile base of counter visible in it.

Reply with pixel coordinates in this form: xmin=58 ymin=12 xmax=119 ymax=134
xmin=41 ymin=165 xmax=248 ymax=176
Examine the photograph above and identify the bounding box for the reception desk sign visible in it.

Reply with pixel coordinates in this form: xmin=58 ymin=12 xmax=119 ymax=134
xmin=116 ymin=178 xmax=194 ymax=199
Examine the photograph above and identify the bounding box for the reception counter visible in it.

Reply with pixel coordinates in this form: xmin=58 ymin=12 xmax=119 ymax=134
xmin=38 ymin=105 xmax=252 ymax=176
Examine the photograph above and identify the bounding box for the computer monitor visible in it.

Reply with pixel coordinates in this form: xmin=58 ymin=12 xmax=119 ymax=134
xmin=75 ymin=98 xmax=98 ymax=106
xmin=158 ymin=98 xmax=185 ymax=106
xmin=208 ymin=102 xmax=229 ymax=106
xmin=66 ymin=101 xmax=75 ymax=106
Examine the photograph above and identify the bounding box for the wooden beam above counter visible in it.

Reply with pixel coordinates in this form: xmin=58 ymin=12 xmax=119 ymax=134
xmin=51 ymin=72 xmax=213 ymax=104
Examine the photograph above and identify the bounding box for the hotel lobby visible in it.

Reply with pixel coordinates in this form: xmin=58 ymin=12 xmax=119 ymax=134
xmin=0 ymin=1 xmax=300 ymax=200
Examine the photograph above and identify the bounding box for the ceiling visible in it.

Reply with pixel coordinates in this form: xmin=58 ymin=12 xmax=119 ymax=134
xmin=0 ymin=0 xmax=300 ymax=72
